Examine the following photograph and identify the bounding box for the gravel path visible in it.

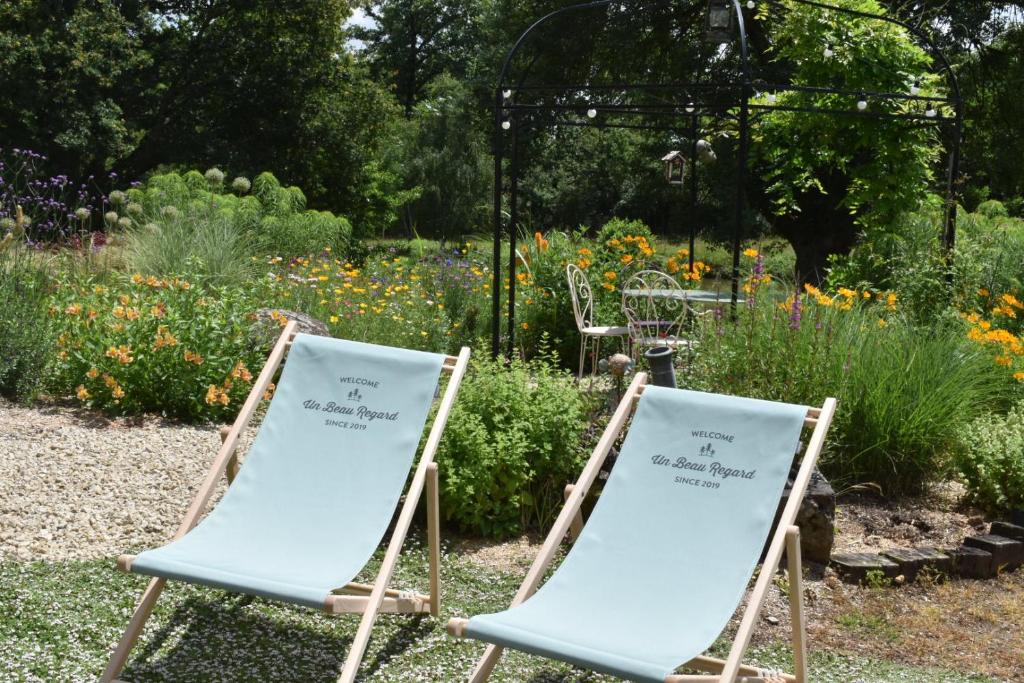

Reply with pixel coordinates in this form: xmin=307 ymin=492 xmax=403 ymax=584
xmin=0 ymin=399 xmax=244 ymax=562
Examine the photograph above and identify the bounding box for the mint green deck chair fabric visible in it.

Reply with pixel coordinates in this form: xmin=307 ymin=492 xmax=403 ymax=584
xmin=466 ymin=387 xmax=807 ymax=682
xmin=130 ymin=334 xmax=445 ymax=609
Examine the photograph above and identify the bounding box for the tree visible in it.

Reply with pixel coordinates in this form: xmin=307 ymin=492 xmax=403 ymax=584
xmin=0 ymin=0 xmax=152 ymax=178
xmin=747 ymin=0 xmax=943 ymax=283
xmin=351 ymin=0 xmax=482 ymax=115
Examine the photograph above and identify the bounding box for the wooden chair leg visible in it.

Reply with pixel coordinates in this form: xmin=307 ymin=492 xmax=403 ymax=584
xmin=469 ymin=643 xmax=504 ymax=682
xmin=785 ymin=526 xmax=808 ymax=683
xmin=100 ymin=577 xmax=167 ymax=682
xmin=426 ymin=462 xmax=442 ymax=617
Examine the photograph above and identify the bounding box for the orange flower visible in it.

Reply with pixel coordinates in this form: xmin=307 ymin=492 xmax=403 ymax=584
xmin=230 ymin=361 xmax=253 ymax=383
xmin=262 ymin=382 xmax=277 ymax=402
xmin=76 ymin=385 xmax=90 ymax=400
xmin=64 ymin=303 xmax=82 ymax=316
xmin=184 ymin=349 xmax=204 ymax=365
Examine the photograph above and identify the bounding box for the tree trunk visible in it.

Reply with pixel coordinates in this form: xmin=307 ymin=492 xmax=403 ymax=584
xmin=772 ymin=170 xmax=859 ymax=286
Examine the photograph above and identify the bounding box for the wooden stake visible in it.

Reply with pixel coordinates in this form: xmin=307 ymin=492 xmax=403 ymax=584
xmin=335 ymin=347 xmax=470 ymax=683
xmin=426 ymin=462 xmax=442 ymax=617
xmin=563 ymin=484 xmax=584 ymax=542
xmin=718 ymin=398 xmax=836 ymax=683
xmin=465 ymin=373 xmax=648 ymax=682
xmin=785 ymin=527 xmax=807 ymax=683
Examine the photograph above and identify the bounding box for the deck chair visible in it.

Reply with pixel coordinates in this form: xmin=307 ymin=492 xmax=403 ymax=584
xmin=101 ymin=321 xmax=470 ymax=683
xmin=448 ymin=372 xmax=836 ymax=683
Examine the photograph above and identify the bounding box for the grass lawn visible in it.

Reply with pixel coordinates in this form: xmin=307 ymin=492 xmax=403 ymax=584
xmin=0 ymin=538 xmax=1001 ymax=683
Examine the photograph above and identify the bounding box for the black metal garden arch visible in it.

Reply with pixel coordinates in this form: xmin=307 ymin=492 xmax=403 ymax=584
xmin=490 ymin=0 xmax=964 ymax=358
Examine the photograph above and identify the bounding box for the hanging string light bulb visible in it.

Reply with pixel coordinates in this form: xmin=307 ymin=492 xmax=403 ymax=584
xmin=502 ymin=89 xmax=512 ymax=99
xmin=925 ymin=101 xmax=937 ymax=118
xmin=685 ymin=100 xmax=696 ymax=113
xmin=746 ymin=1 xmax=755 ymax=8
xmin=823 ymin=43 xmax=834 ymax=58
xmin=909 ymin=79 xmax=921 ymax=96
xmin=767 ymin=92 xmax=777 ymax=104
xmin=501 ymin=120 xmax=511 ymax=130
xmin=587 ymin=108 xmax=598 ymax=118
xmin=857 ymin=93 xmax=868 ymax=111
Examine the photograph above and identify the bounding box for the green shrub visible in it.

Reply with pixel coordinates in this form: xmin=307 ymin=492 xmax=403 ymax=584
xmin=976 ymin=199 xmax=1009 ymax=219
xmin=437 ymin=351 xmax=594 ymax=537
xmin=956 ymin=403 xmax=1024 ymax=512
xmin=0 ymin=245 xmax=54 ymax=400
xmin=47 ymin=274 xmax=270 ymax=421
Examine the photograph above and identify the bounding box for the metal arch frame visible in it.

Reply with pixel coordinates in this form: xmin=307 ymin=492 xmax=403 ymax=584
xmin=491 ymin=0 xmax=964 ymax=358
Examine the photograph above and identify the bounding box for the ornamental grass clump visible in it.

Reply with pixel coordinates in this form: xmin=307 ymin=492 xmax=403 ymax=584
xmin=0 ymin=238 xmax=55 ymax=400
xmin=48 ymin=274 xmax=269 ymax=421
xmin=686 ymin=263 xmax=1012 ymax=495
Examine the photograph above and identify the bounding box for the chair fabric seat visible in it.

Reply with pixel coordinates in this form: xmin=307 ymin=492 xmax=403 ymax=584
xmin=581 ymin=325 xmax=629 ymax=336
xmin=466 ymin=388 xmax=808 ymax=682
xmin=129 ymin=335 xmax=446 ymax=609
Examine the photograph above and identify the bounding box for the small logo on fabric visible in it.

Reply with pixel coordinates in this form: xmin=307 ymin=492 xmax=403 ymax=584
xmin=347 ymin=388 xmax=363 ymax=402
xmin=698 ymin=442 xmax=716 ymax=458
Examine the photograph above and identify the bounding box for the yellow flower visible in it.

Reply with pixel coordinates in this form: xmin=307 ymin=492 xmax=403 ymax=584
xmin=330 ymin=315 xmax=339 ymax=324
xmin=262 ymin=383 xmax=276 ymax=401
xmin=743 ymin=248 xmax=759 ymax=258
xmin=119 ymin=294 xmax=131 ymax=306
xmin=602 ymin=283 xmax=615 ymax=291
xmin=184 ymin=349 xmax=205 ymax=365
xmin=111 ymin=385 xmax=125 ymax=400
xmin=150 ymin=302 xmax=166 ymax=318
xmin=521 ymin=322 xmax=529 ymax=330
xmin=604 ymin=271 xmax=617 ymax=281
xmin=862 ymin=291 xmax=872 ymax=299
xmin=125 ymin=307 xmax=140 ymax=321
xmin=978 ymin=288 xmax=990 ymax=297
xmin=621 ymin=254 xmax=634 ymax=265
xmin=86 ymin=367 xmax=99 ymax=379
xmin=877 ymin=318 xmax=888 ymax=328
xmin=996 ymin=355 xmax=1013 ymax=366
xmin=76 ymin=385 xmax=90 ymax=400
xmin=886 ymin=292 xmax=898 ymax=310
xmin=1015 ymin=372 xmax=1024 ymax=382
xmin=131 ymin=273 xmax=143 ymax=284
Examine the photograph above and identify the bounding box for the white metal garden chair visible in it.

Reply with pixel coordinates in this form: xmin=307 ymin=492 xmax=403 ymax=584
xmin=566 ymin=263 xmax=629 ymax=380
xmin=621 ymin=269 xmax=697 ymax=361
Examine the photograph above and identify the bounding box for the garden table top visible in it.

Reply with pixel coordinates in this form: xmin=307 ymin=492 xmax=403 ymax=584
xmin=622 ymin=288 xmax=745 ymax=304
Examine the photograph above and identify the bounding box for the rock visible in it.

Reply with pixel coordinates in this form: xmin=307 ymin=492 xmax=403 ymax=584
xmin=831 ymin=552 xmax=900 ymax=584
xmin=764 ymin=615 xmax=780 ymax=625
xmin=252 ymin=308 xmax=330 ymax=346
xmin=765 ymin=467 xmax=835 ymax=564
xmin=963 ymin=534 xmax=1024 ymax=571
xmin=879 ymin=547 xmax=951 ymax=582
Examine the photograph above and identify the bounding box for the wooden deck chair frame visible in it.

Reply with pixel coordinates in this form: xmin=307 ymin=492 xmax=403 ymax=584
xmin=101 ymin=321 xmax=471 ymax=683
xmin=448 ymin=372 xmax=837 ymax=683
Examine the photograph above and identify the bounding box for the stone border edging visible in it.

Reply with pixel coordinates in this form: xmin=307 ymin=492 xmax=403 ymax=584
xmin=830 ymin=520 xmax=1024 ymax=584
